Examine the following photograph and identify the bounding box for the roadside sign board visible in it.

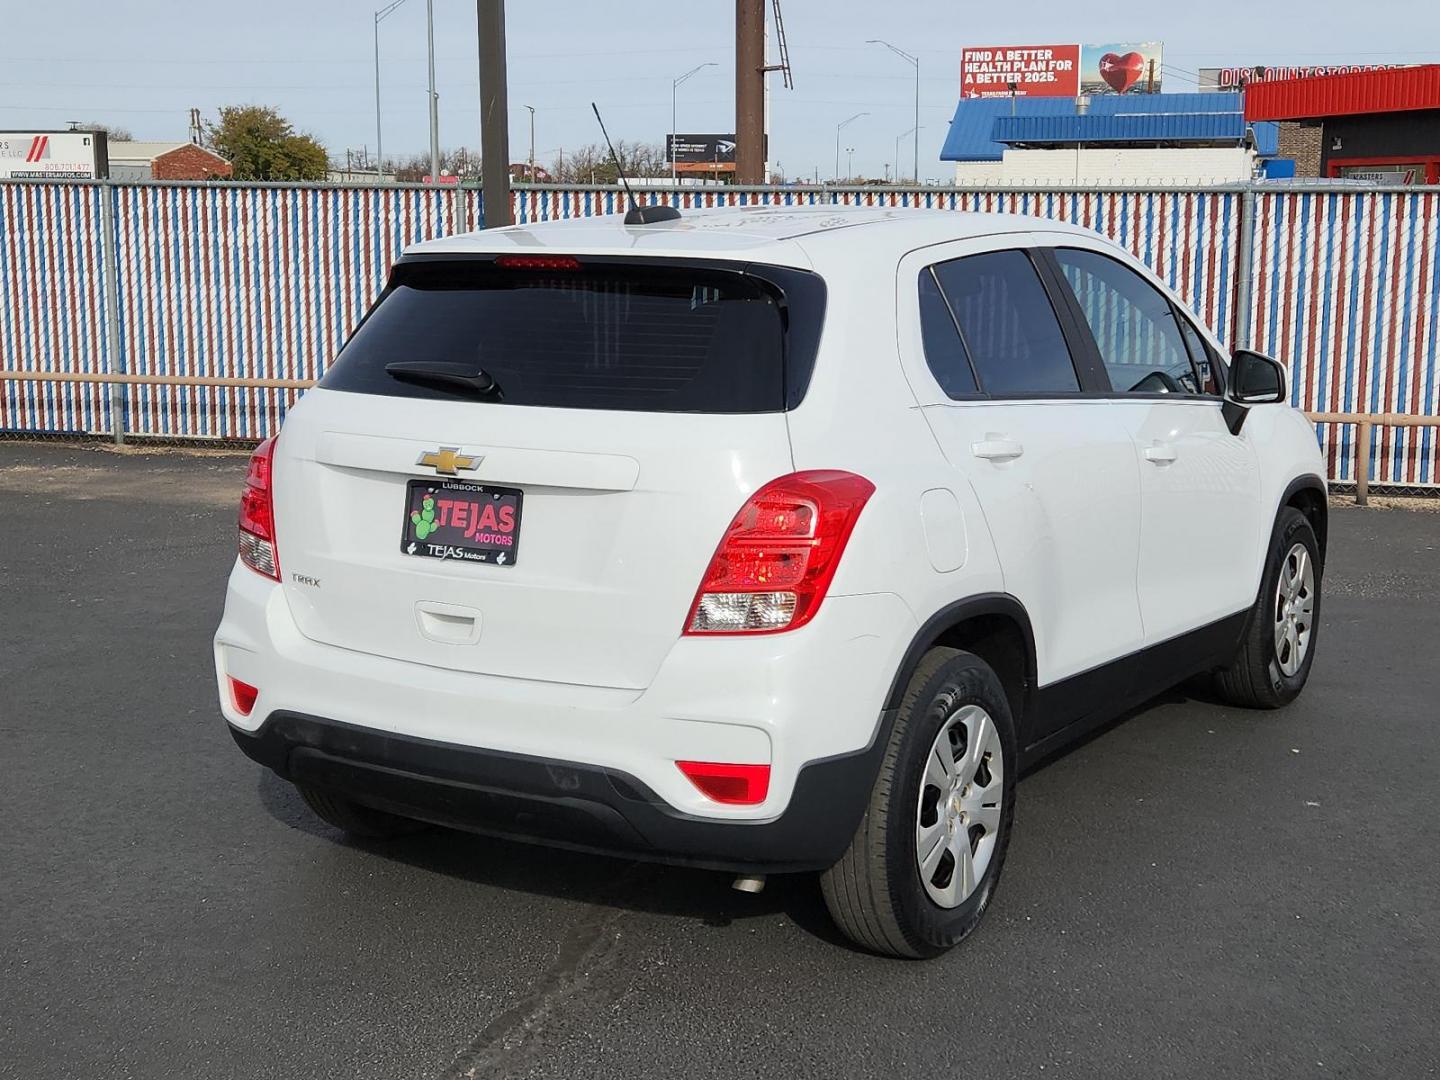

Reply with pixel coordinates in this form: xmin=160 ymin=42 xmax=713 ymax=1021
xmin=0 ymin=131 xmax=108 ymax=179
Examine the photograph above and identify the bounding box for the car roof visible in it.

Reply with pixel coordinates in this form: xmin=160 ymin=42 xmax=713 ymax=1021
xmin=406 ymin=205 xmax=1101 ymax=268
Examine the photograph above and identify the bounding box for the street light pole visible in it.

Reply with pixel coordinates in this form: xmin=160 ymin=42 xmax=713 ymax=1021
xmin=834 ymin=111 xmax=867 ymax=181
xmin=867 ymin=39 xmax=919 ymax=181
xmin=373 ymin=0 xmax=416 ymax=182
xmin=524 ymin=104 xmax=535 ymax=179
xmin=896 ymin=125 xmax=920 ymax=182
xmin=846 ymin=146 xmax=855 ymax=179
xmin=426 ymin=0 xmax=440 ymax=182
xmin=671 ymin=62 xmax=718 ymax=182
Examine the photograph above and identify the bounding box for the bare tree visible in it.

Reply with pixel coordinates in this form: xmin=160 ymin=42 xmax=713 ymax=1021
xmin=77 ymin=122 xmax=134 ymax=142
xmin=548 ymin=141 xmax=668 ymax=184
xmin=391 ymin=147 xmax=481 ymax=183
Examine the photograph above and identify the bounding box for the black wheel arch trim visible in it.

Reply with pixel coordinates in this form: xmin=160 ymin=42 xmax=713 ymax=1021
xmin=879 ymin=592 xmax=1039 ymax=724
xmin=1277 ymin=473 xmax=1327 ymax=562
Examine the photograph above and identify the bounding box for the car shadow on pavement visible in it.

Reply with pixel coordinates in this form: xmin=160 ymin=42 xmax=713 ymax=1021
xmin=255 ymin=770 xmax=857 ymax=950
xmin=251 ymin=675 xmax=1229 ymax=952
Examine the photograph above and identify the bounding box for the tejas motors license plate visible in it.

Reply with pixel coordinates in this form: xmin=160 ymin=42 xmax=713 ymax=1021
xmin=400 ymin=479 xmax=522 ymax=566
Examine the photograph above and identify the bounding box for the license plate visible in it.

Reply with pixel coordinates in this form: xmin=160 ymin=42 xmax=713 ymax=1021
xmin=400 ymin=479 xmax=522 ymax=566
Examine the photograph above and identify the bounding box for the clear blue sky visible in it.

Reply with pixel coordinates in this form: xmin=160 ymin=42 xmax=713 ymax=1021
xmin=4 ymin=0 xmax=1438 ymax=180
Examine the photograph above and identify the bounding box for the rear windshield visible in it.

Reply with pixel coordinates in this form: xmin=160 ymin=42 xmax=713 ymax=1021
xmin=320 ymin=259 xmax=820 ymax=413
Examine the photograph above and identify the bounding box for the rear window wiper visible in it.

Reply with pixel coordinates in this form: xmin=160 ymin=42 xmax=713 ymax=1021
xmin=384 ymin=361 xmax=504 ymax=400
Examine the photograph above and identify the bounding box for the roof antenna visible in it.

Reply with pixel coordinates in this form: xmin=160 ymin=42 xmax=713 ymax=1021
xmin=591 ymin=102 xmax=682 ymax=225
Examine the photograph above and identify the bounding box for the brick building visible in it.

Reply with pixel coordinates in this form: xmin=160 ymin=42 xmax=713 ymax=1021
xmin=1246 ymin=66 xmax=1440 ymax=184
xmin=108 ymin=141 xmax=232 ymax=181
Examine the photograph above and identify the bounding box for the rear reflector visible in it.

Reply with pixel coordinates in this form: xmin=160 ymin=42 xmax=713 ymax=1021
xmin=494 ymin=254 xmax=582 ymax=271
xmin=228 ymin=676 xmax=259 ymax=717
xmin=238 ymin=435 xmax=280 ymax=580
xmin=684 ymin=470 xmax=875 ymax=634
xmin=676 ymin=761 xmax=771 ymax=805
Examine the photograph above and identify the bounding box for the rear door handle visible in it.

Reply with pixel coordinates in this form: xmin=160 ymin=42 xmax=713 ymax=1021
xmin=1143 ymin=442 xmax=1178 ymax=465
xmin=971 ymin=438 xmax=1025 ymax=462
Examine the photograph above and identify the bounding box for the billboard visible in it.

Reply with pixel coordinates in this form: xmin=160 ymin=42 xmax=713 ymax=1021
xmin=962 ymin=43 xmax=1163 ymax=98
xmin=667 ymin=133 xmax=737 ymax=164
xmin=961 ymin=45 xmax=1079 ymax=98
xmin=1198 ymin=64 xmax=1407 ymax=91
xmin=1081 ymin=43 xmax=1163 ymax=95
xmin=0 ymin=131 xmax=108 ymax=180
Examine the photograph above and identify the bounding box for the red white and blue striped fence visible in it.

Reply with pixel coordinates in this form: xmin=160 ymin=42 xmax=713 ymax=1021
xmin=2 ymin=180 xmax=1438 ymax=487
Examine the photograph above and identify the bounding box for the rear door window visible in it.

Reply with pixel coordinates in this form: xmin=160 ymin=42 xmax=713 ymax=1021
xmin=321 ymin=259 xmax=816 ymax=413
xmin=931 ymin=250 xmax=1081 ymax=395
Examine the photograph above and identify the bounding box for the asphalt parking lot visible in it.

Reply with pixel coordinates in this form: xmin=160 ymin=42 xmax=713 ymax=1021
xmin=2 ymin=442 xmax=1437 ymax=1080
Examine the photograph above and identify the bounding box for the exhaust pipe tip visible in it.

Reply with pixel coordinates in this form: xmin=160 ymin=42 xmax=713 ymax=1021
xmin=731 ymin=874 xmax=767 ymax=894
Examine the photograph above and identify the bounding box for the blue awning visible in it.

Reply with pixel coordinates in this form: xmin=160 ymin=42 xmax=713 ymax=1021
xmin=993 ymin=112 xmax=1247 ymax=145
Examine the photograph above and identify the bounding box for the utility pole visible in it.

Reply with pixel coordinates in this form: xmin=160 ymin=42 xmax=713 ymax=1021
xmin=426 ymin=0 xmax=441 ymax=182
xmin=477 ymin=0 xmax=511 ymax=226
xmin=1146 ymin=58 xmax=1157 ymax=94
xmin=671 ymin=63 xmax=717 ymax=182
xmin=868 ymin=39 xmax=919 ymax=181
xmin=524 ymin=104 xmax=535 ymax=179
xmin=846 ymin=146 xmax=855 ymax=180
xmin=835 ymin=112 xmax=866 ymax=180
xmin=735 ymin=0 xmax=765 ymax=183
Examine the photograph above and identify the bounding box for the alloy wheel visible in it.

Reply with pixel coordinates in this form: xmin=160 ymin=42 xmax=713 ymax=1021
xmin=1273 ymin=542 xmax=1316 ymax=677
xmin=915 ymin=704 xmax=1004 ymax=908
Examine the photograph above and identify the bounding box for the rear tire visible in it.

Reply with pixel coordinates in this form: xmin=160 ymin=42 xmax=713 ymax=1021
xmin=1214 ymin=506 xmax=1322 ymax=709
xmin=297 ymin=784 xmax=429 ymax=839
xmin=821 ymin=648 xmax=1017 ymax=958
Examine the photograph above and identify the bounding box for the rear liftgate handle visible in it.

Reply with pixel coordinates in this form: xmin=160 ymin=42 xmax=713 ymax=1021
xmin=971 ymin=436 xmax=1025 ymax=463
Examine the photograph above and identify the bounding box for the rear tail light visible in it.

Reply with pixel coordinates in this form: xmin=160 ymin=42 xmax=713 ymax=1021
xmin=238 ymin=435 xmax=280 ymax=580
xmin=684 ymin=470 xmax=875 ymax=635
xmin=676 ymin=761 xmax=771 ymax=805
xmin=228 ymin=676 xmax=259 ymax=717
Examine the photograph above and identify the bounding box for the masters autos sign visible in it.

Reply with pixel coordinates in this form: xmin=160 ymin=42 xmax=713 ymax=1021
xmin=0 ymin=131 xmax=108 ymax=180
xmin=962 ymin=43 xmax=1163 ymax=98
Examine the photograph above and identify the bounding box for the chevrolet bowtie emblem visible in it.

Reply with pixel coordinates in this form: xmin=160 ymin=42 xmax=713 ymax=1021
xmin=416 ymin=447 xmax=481 ymax=475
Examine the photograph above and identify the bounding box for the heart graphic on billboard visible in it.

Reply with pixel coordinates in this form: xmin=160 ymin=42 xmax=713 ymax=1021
xmin=1099 ymin=51 xmax=1146 ymax=93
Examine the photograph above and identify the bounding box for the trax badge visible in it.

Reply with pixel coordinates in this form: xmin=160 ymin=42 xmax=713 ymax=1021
xmin=416 ymin=447 xmax=481 ymax=476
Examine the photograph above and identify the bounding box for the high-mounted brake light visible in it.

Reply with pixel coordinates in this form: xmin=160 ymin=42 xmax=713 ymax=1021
xmin=684 ymin=470 xmax=875 ymax=635
xmin=494 ymin=254 xmax=582 ymax=271
xmin=677 ymin=761 xmax=771 ymax=805
xmin=238 ymin=435 xmax=280 ymax=581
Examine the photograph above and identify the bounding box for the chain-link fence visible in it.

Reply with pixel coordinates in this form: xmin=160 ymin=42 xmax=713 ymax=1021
xmin=2 ymin=179 xmax=1438 ymax=487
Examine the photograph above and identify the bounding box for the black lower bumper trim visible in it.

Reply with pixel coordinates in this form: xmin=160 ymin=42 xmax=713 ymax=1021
xmin=230 ymin=711 xmax=890 ymax=874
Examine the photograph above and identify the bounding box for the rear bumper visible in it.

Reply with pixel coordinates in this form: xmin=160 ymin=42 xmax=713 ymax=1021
xmin=215 ymin=560 xmax=918 ymax=862
xmin=230 ymin=710 xmax=892 ymax=873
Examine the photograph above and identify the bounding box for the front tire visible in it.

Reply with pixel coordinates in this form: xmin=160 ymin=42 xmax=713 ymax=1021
xmin=821 ymin=648 xmax=1018 ymax=958
xmin=1214 ymin=506 xmax=1322 ymax=709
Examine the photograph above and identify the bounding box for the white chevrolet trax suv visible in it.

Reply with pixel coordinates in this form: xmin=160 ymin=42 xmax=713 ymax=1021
xmin=215 ymin=206 xmax=1327 ymax=958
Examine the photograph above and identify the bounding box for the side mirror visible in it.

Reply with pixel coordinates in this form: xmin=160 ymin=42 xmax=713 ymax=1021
xmin=1229 ymin=350 xmax=1287 ymax=405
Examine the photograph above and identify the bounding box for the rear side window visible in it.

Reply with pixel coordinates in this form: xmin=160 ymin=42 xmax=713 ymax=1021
xmin=931 ymin=251 xmax=1080 ymax=395
xmin=917 ymin=268 xmax=978 ymax=396
xmin=321 ymin=260 xmax=817 ymax=413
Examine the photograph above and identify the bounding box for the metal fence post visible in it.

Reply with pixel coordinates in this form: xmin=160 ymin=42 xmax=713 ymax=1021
xmin=1231 ymin=183 xmax=1258 ymax=350
xmin=97 ymin=180 xmax=125 ymax=445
